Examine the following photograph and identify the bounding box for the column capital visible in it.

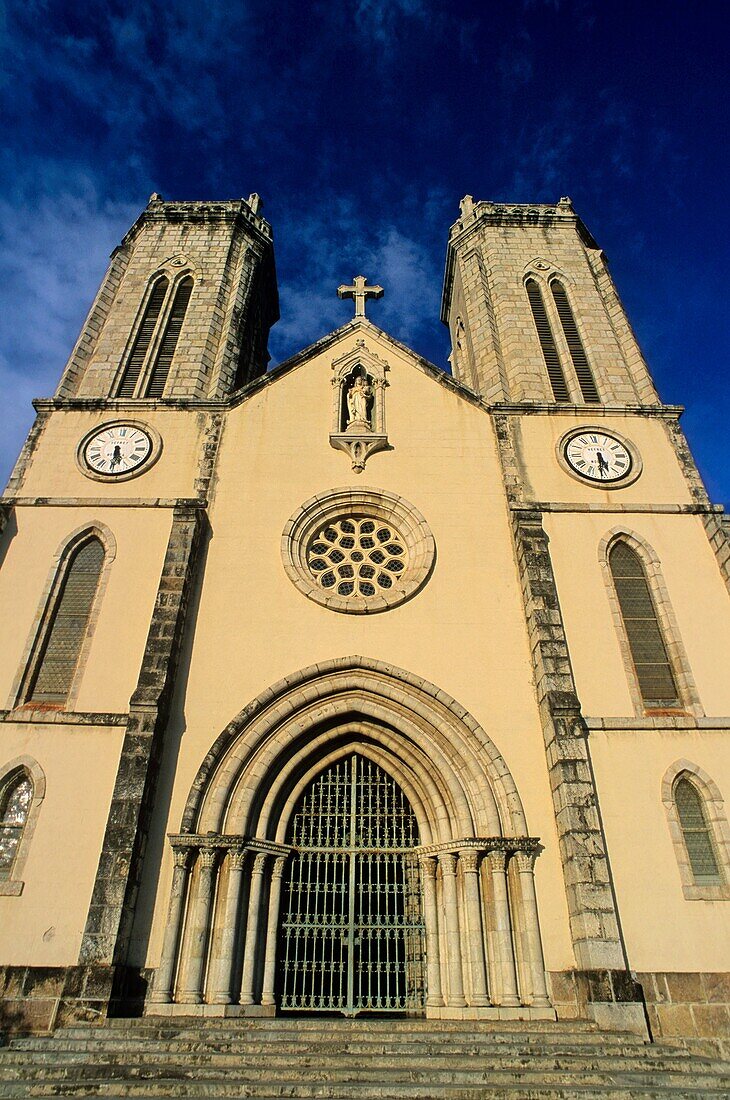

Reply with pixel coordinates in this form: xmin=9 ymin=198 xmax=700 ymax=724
xmin=459 ymin=849 xmax=480 ymax=874
xmin=228 ymin=847 xmax=248 ymax=871
xmin=250 ymin=851 xmax=268 ymax=875
xmin=418 ymin=854 xmax=438 ymax=879
xmin=271 ymin=854 xmax=287 ymax=879
xmin=439 ymin=851 xmax=457 ymax=875
xmin=514 ymin=848 xmax=537 ymax=873
xmin=485 ymin=848 xmax=508 ymax=873
xmin=171 ymin=844 xmax=193 ymax=870
xmin=199 ymin=847 xmax=218 ymax=870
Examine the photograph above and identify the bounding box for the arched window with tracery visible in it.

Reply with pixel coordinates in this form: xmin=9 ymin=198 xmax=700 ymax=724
xmin=550 ymin=281 xmax=600 ymax=403
xmin=116 ymin=276 xmax=169 ymax=397
xmin=525 ymin=278 xmax=570 ymax=402
xmin=608 ymin=539 xmax=679 ymax=710
xmin=144 ymin=276 xmax=194 ymax=397
xmin=0 ymin=770 xmax=33 ymax=881
xmin=674 ymin=776 xmax=723 ymax=886
xmin=25 ymin=536 xmax=105 ymax=704
xmin=662 ymin=762 xmax=730 ymax=901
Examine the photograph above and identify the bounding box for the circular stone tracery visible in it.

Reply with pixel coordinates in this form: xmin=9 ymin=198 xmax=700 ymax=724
xmin=282 ymin=489 xmax=435 ymax=614
xmin=307 ymin=517 xmax=407 ymax=598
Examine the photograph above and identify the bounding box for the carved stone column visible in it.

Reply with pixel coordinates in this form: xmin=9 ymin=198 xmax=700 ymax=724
xmin=514 ymin=849 xmax=551 ymax=1007
xmin=261 ymin=855 xmax=287 ymax=1007
xmin=239 ymin=852 xmax=268 ymax=1006
xmin=485 ymin=849 xmax=520 ymax=1006
xmin=439 ymin=853 xmax=466 ymax=1007
xmin=209 ymin=848 xmax=247 ymax=1005
xmin=149 ymin=844 xmax=191 ymax=1004
xmin=460 ymin=850 xmax=490 ymax=1006
xmin=419 ymin=855 xmax=444 ymax=1007
xmin=177 ymin=847 xmax=218 ymax=1004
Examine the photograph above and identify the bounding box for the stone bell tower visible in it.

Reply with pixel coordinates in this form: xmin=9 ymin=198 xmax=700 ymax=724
xmin=56 ymin=193 xmax=278 ymax=401
xmin=441 ymin=195 xmax=657 ymax=406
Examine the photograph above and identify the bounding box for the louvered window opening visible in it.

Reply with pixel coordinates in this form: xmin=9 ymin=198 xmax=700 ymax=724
xmin=28 ymin=539 xmax=104 ymax=703
xmin=674 ymin=777 xmax=722 ymax=885
xmin=525 ymin=279 xmax=570 ymax=402
xmin=0 ymin=774 xmax=32 ymax=880
xmin=145 ymin=277 xmax=193 ymax=397
xmin=551 ymin=282 xmax=600 ymax=403
xmin=609 ymin=542 xmax=679 ymax=708
xmin=116 ymin=277 xmax=169 ymax=397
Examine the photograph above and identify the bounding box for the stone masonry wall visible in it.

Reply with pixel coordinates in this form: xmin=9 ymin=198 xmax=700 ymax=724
xmin=444 ymin=200 xmax=658 ymax=406
xmin=56 ymin=199 xmax=276 ymax=402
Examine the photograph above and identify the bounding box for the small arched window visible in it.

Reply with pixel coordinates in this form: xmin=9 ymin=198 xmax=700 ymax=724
xmin=26 ymin=537 xmax=105 ymax=703
xmin=674 ymin=777 xmax=723 ymax=886
xmin=525 ymin=279 xmax=570 ymax=402
xmin=0 ymin=771 xmax=33 ymax=881
xmin=550 ymin=281 xmax=600 ymax=403
xmin=608 ymin=540 xmax=679 ymax=709
xmin=145 ymin=276 xmax=193 ymax=397
xmin=116 ymin=277 xmax=169 ymax=397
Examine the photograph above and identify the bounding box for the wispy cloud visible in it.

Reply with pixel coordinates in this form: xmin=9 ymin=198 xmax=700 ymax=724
xmin=270 ymin=190 xmax=448 ymax=366
xmin=0 ymin=161 xmax=138 ymax=482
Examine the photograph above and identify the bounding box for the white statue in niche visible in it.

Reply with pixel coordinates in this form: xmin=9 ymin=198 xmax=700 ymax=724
xmin=346 ymin=373 xmax=373 ymax=427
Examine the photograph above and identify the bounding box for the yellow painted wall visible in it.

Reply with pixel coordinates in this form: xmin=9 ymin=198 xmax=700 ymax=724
xmin=0 ymin=722 xmax=124 ymax=964
xmin=135 ymin=328 xmax=577 ymax=972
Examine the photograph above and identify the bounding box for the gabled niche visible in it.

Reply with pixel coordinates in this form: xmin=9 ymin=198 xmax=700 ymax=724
xmin=330 ymin=341 xmax=389 ymax=473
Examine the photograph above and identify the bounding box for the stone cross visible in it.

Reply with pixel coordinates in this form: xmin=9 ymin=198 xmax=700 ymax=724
xmin=337 ymin=275 xmax=384 ymax=318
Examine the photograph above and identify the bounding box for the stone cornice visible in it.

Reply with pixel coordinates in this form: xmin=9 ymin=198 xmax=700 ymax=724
xmin=119 ymin=198 xmax=273 ymax=251
xmin=511 ymin=502 xmax=724 ymax=516
xmin=585 ymin=716 xmax=730 ymax=731
xmin=490 ymin=402 xmax=684 ymax=418
xmin=0 ymin=496 xmax=204 ymax=509
xmin=0 ymin=709 xmax=127 ymax=725
xmin=167 ymin=834 xmax=541 ymax=857
xmin=440 ymin=197 xmax=599 ymax=323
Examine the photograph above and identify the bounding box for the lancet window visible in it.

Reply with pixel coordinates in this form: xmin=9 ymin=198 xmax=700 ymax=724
xmin=145 ymin=276 xmax=194 ymax=397
xmin=674 ymin=777 xmax=723 ymax=886
xmin=0 ymin=771 xmax=32 ymax=881
xmin=550 ymin=281 xmax=600 ymax=403
xmin=25 ymin=536 xmax=105 ymax=704
xmin=525 ymin=278 xmax=570 ymax=402
xmin=115 ymin=273 xmax=193 ymax=398
xmin=608 ymin=540 xmax=679 ymax=710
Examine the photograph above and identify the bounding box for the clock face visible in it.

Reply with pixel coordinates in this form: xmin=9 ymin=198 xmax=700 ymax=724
xmin=82 ymin=424 xmax=153 ymax=477
xmin=564 ymin=431 xmax=633 ymax=483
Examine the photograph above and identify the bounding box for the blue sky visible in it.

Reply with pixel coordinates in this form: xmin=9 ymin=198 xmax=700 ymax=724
xmin=1 ymin=0 xmax=728 ymax=501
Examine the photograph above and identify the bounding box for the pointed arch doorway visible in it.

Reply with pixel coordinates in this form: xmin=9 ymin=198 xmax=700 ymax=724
xmin=278 ymin=753 xmax=426 ymax=1015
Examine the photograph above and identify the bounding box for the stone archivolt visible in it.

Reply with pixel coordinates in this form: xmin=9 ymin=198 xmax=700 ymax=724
xmin=149 ymin=657 xmax=550 ymax=1018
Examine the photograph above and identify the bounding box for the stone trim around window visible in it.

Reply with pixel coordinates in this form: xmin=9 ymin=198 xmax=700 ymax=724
xmin=8 ymin=522 xmax=117 ymax=712
xmin=661 ymin=760 xmax=730 ymax=901
xmin=598 ymin=527 xmax=703 ymax=719
xmin=281 ymin=488 xmax=435 ymax=614
xmin=0 ymin=756 xmax=46 ymax=896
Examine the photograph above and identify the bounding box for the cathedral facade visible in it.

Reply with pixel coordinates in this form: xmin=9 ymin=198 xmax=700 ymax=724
xmin=0 ymin=193 xmax=728 ymax=1047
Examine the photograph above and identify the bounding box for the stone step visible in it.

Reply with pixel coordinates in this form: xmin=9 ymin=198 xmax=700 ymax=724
xmin=9 ymin=1035 xmax=659 ymax=1055
xmin=90 ymin=1016 xmax=603 ymax=1033
xmin=0 ymin=1079 xmax=727 ymax=1100
xmin=1 ymin=1042 xmax=725 ymax=1069
xmin=1 ymin=1060 xmax=728 ymax=1090
xmin=52 ymin=1024 xmax=638 ymax=1046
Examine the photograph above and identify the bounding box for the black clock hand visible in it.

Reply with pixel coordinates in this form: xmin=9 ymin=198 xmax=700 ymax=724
xmin=110 ymin=444 xmax=122 ymax=470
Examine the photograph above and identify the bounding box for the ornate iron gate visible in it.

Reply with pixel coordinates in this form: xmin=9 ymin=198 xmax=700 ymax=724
xmin=278 ymin=754 xmax=426 ymax=1014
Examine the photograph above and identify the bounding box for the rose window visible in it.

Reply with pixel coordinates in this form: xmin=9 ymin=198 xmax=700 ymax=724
xmin=307 ymin=518 xmax=407 ymax=598
xmin=282 ymin=489 xmax=435 ymax=614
